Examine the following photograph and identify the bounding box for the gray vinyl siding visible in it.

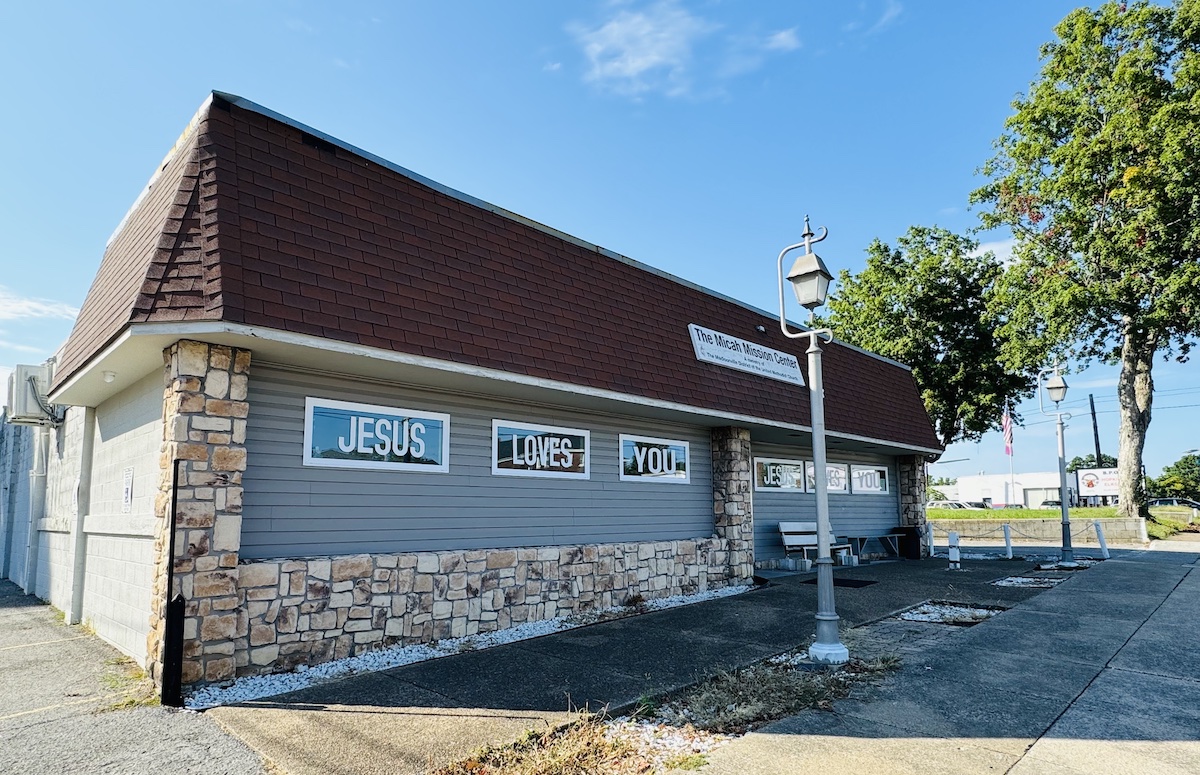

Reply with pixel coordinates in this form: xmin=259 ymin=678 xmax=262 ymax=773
xmin=751 ymin=442 xmax=900 ymax=561
xmin=242 ymin=367 xmax=714 ymax=559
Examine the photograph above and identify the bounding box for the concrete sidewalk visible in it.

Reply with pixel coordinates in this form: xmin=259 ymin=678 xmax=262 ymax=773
xmin=0 ymin=580 xmax=266 ymax=775
xmin=704 ymin=546 xmax=1200 ymax=774
xmin=209 ymin=555 xmax=1058 ymax=775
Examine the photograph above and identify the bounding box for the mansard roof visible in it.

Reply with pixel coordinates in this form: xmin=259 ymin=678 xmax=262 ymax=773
xmin=56 ymin=92 xmax=941 ymax=453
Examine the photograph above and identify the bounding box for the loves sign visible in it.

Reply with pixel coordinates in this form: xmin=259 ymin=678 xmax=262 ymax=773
xmin=619 ymin=435 xmax=689 ymax=483
xmin=303 ymin=397 xmax=450 ymax=472
xmin=493 ymin=420 xmax=589 ymax=479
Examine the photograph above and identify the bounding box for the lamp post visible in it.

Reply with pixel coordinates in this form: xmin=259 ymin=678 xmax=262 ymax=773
xmin=1038 ymin=364 xmax=1076 ymax=567
xmin=777 ymin=216 xmax=848 ymax=666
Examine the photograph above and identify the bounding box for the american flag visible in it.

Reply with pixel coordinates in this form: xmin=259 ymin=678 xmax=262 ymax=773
xmin=1002 ymin=410 xmax=1013 ymax=456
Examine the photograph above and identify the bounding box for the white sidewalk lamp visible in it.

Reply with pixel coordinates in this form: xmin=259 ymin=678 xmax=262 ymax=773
xmin=1038 ymin=364 xmax=1077 ymax=567
xmin=777 ymin=216 xmax=848 ymax=666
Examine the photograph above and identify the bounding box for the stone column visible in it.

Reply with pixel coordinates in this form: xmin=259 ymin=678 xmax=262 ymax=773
xmin=711 ymin=427 xmax=754 ymax=579
xmin=147 ymin=340 xmax=251 ymax=686
xmin=898 ymin=455 xmax=928 ymax=555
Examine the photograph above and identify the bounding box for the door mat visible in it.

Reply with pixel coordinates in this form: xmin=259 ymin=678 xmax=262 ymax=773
xmin=801 ymin=578 xmax=878 ymax=588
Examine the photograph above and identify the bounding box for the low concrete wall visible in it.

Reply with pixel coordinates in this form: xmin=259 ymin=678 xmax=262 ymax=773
xmin=930 ymin=517 xmax=1148 ymax=545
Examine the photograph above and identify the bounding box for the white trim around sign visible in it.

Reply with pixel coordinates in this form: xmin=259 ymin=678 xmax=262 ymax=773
xmin=617 ymin=434 xmax=691 ymax=484
xmin=491 ymin=419 xmax=590 ymax=479
xmin=753 ymin=457 xmax=809 ymax=493
xmin=302 ymin=396 xmax=451 ymax=472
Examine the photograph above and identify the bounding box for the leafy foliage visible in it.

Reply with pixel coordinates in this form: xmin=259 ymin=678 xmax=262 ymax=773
xmin=824 ymin=226 xmax=1032 ymax=448
xmin=1067 ymin=453 xmax=1118 ymax=472
xmin=972 ymin=1 xmax=1200 ymax=517
xmin=1148 ymin=453 xmax=1200 ymax=499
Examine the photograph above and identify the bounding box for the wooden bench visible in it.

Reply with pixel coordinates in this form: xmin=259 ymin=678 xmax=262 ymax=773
xmin=779 ymin=521 xmax=852 ymax=562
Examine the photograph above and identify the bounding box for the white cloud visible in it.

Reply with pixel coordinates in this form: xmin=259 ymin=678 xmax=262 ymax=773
xmin=971 ymin=237 xmax=1016 ymax=267
xmin=867 ymin=1 xmax=903 ymax=35
xmin=764 ymin=28 xmax=801 ymax=52
xmin=0 ymin=286 xmax=78 ymax=322
xmin=0 ymin=339 xmax=43 ymax=354
xmin=569 ymin=1 xmax=719 ymax=97
xmin=543 ymin=61 xmax=562 ymax=72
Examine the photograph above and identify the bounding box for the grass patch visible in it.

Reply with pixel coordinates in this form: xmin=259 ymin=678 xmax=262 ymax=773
xmin=431 ymin=716 xmax=641 ymax=775
xmin=652 ymin=653 xmax=900 ymax=735
xmin=1147 ymin=517 xmax=1185 ymax=541
xmin=433 ymin=652 xmax=900 ymax=774
xmin=97 ymin=656 xmax=159 ymax=712
xmin=929 ymin=506 xmax=1117 ymax=520
xmin=664 ymin=752 xmax=707 ymax=770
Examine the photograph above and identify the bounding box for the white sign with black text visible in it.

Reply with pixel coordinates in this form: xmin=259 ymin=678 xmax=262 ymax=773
xmin=1076 ymin=467 xmax=1119 ymax=498
xmin=121 ymin=467 xmax=134 ymax=513
xmin=688 ymin=324 xmax=804 ymax=386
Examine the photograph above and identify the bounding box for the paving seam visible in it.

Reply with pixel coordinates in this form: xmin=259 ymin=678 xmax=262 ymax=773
xmin=373 ymin=668 xmax=473 ymax=708
xmin=1002 ymin=564 xmax=1195 ymax=774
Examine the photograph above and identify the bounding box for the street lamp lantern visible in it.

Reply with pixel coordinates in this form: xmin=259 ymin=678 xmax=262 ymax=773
xmin=776 ymin=216 xmax=849 ymax=667
xmin=785 ymin=217 xmax=834 ymax=310
xmin=1045 ymin=373 xmax=1069 ymax=405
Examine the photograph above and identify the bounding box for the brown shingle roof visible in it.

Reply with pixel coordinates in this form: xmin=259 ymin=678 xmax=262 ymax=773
xmin=56 ymin=93 xmax=941 ymax=452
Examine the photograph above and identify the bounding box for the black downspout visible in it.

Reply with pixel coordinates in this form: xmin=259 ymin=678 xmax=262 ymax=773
xmin=160 ymin=458 xmax=185 ymax=708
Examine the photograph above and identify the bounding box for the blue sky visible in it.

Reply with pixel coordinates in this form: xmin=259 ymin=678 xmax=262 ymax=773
xmin=1 ymin=1 xmax=1195 ymax=477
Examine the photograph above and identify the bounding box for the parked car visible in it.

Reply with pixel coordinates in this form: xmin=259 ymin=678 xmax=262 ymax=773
xmin=1148 ymin=497 xmax=1200 ymax=509
xmin=927 ymin=500 xmax=986 ymax=510
xmin=964 ymin=501 xmax=991 ymax=510
xmin=1038 ymin=500 xmax=1063 ymax=510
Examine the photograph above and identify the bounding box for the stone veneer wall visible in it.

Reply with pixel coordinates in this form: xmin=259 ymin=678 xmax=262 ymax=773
xmin=147 ymin=341 xmax=252 ymax=685
xmin=235 ymin=538 xmax=735 ymax=676
xmin=711 ymin=427 xmax=755 ymax=580
xmin=898 ymin=455 xmax=928 ymax=556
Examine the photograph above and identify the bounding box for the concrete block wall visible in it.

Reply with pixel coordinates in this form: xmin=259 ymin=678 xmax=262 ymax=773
xmin=83 ymin=533 xmax=157 ymax=661
xmin=34 ymin=528 xmax=73 ymax=610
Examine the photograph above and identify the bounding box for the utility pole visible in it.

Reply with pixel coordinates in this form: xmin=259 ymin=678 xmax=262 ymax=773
xmin=1089 ymin=393 xmax=1105 ymax=507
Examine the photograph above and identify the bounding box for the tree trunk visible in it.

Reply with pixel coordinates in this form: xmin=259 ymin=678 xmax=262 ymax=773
xmin=1115 ymin=321 xmax=1157 ymax=520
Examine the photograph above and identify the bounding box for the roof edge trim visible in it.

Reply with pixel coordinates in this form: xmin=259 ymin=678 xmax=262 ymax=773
xmin=105 ymin=94 xmax=214 ymax=250
xmin=210 ymin=90 xmax=912 ymax=374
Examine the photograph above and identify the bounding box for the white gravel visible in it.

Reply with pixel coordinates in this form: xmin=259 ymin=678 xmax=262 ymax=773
xmin=606 ymin=717 xmax=734 ymax=770
xmin=992 ymin=576 xmax=1065 ymax=588
xmin=898 ymin=602 xmax=1000 ymax=624
xmin=186 ymin=584 xmax=752 ymax=710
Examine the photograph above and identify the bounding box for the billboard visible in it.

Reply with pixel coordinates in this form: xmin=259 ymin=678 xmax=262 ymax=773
xmin=1076 ymin=467 xmax=1119 ymax=498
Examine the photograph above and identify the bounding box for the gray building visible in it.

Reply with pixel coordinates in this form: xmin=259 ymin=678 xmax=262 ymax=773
xmin=2 ymin=92 xmax=940 ymax=687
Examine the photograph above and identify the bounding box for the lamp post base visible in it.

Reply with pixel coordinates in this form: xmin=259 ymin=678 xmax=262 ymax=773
xmin=808 ymin=640 xmax=850 ymax=665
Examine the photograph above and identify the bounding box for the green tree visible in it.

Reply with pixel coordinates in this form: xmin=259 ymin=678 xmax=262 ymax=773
xmin=1067 ymin=453 xmax=1118 ymax=473
xmin=824 ymin=226 xmax=1032 ymax=449
xmin=1148 ymin=454 xmax=1200 ymax=499
xmin=973 ymin=1 xmax=1200 ymax=519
